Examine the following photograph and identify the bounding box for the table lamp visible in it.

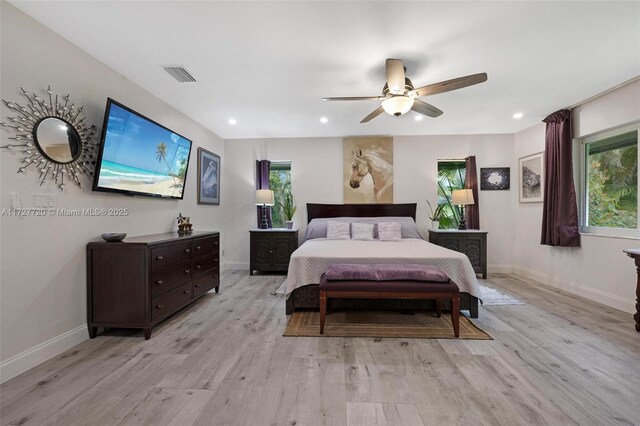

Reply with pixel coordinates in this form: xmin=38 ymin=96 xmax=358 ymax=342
xmin=452 ymin=189 xmax=475 ymax=230
xmin=256 ymin=189 xmax=275 ymax=229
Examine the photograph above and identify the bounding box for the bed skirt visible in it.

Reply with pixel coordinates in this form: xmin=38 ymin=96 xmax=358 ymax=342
xmin=286 ymin=284 xmax=479 ymax=318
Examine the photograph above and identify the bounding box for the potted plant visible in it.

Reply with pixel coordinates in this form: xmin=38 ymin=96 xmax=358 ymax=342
xmin=426 ymin=200 xmax=445 ymax=230
xmin=278 ymin=192 xmax=297 ymax=229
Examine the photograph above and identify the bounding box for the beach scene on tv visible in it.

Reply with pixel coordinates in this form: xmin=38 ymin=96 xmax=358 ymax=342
xmin=96 ymin=103 xmax=192 ymax=198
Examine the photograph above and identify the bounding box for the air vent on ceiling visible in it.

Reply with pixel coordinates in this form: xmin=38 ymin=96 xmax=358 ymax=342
xmin=163 ymin=66 xmax=197 ymax=83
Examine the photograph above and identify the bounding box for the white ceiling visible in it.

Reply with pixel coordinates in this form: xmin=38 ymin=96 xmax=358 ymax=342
xmin=10 ymin=1 xmax=640 ymax=139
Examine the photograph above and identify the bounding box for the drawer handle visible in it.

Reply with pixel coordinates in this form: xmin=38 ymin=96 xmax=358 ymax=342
xmin=156 ymin=255 xmax=164 ymax=260
xmin=214 ymin=241 xmax=219 ymax=245
xmin=155 ymin=304 xmax=164 ymax=309
xmin=156 ymin=280 xmax=164 ymax=285
xmin=195 ymin=284 xmax=201 ymax=288
xmin=184 ymin=248 xmax=191 ymax=253
xmin=183 ymin=290 xmax=190 ymax=295
xmin=184 ymin=269 xmax=190 ymax=274
xmin=196 ymin=246 xmax=202 ymax=250
xmin=196 ymin=265 xmax=202 ymax=270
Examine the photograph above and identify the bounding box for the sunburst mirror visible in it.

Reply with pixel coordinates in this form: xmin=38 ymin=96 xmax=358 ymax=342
xmin=0 ymin=86 xmax=99 ymax=190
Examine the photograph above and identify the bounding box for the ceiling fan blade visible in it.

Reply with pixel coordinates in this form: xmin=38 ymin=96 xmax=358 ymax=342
xmin=409 ymin=73 xmax=488 ymax=98
xmin=386 ymin=58 xmax=406 ymax=95
xmin=322 ymin=96 xmax=385 ymax=101
xmin=360 ymin=106 xmax=385 ymax=123
xmin=411 ymin=99 xmax=443 ymax=118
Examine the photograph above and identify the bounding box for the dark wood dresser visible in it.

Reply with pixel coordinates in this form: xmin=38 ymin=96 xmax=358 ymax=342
xmin=623 ymin=248 xmax=640 ymax=332
xmin=249 ymin=229 xmax=298 ymax=275
xmin=87 ymin=231 xmax=220 ymax=339
xmin=428 ymin=229 xmax=488 ymax=279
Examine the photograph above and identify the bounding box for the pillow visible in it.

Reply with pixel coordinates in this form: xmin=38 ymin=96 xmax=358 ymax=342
xmin=351 ymin=222 xmax=374 ymax=240
xmin=303 ymin=216 xmax=423 ymax=241
xmin=326 ymin=221 xmax=351 ymax=240
xmin=377 ymin=222 xmax=402 ymax=241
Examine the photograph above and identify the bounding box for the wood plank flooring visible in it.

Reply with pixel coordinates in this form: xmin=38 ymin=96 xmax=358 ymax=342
xmin=1 ymin=272 xmax=639 ymax=426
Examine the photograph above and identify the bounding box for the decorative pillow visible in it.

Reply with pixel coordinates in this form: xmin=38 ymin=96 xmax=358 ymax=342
xmin=351 ymin=222 xmax=374 ymax=241
xmin=303 ymin=217 xmax=423 ymax=241
xmin=377 ymin=222 xmax=402 ymax=241
xmin=326 ymin=221 xmax=351 ymax=240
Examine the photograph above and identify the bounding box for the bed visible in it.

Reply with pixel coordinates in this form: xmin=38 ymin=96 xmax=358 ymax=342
xmin=283 ymin=203 xmax=481 ymax=317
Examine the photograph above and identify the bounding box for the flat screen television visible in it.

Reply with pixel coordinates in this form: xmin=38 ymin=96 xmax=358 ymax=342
xmin=93 ymin=99 xmax=192 ymax=199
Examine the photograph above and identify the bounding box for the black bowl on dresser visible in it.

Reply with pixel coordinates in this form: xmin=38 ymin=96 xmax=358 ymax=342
xmin=87 ymin=231 xmax=220 ymax=339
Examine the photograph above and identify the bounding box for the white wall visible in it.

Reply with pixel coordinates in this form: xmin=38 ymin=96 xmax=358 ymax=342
xmin=512 ymin=80 xmax=640 ymax=314
xmin=223 ymin=134 xmax=516 ymax=271
xmin=0 ymin=3 xmax=225 ymax=382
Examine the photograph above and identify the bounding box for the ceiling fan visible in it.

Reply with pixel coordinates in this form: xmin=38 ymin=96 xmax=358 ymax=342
xmin=322 ymin=58 xmax=487 ymax=123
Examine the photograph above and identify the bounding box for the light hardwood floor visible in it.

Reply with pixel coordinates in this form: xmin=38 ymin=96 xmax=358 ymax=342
xmin=1 ymin=272 xmax=639 ymax=426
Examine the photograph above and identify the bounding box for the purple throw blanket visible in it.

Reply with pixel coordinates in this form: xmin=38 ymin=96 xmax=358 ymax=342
xmin=325 ymin=263 xmax=450 ymax=282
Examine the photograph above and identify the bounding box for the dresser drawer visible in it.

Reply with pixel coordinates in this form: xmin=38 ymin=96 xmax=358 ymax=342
xmin=193 ymin=273 xmax=218 ymax=298
xmin=150 ymin=242 xmax=192 ymax=271
xmin=192 ymin=254 xmax=219 ymax=277
xmin=150 ymin=260 xmax=192 ymax=298
xmin=191 ymin=235 xmax=219 ymax=257
xmin=151 ymin=281 xmax=192 ymax=322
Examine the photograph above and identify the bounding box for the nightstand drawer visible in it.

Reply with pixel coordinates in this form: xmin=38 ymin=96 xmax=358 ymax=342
xmin=150 ymin=242 xmax=191 ymax=271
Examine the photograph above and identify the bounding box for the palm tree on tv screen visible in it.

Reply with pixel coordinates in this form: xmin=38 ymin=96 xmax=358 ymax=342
xmin=156 ymin=142 xmax=179 ymax=186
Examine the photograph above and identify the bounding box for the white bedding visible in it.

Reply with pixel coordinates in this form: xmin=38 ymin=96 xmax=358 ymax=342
xmin=283 ymin=238 xmax=483 ymax=300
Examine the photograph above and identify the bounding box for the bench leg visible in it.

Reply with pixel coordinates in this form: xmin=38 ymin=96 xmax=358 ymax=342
xmin=452 ymin=294 xmax=460 ymax=338
xmin=435 ymin=299 xmax=442 ymax=318
xmin=319 ymin=289 xmax=327 ymax=334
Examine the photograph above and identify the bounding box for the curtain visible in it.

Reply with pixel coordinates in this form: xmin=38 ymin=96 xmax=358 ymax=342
xmin=464 ymin=156 xmax=480 ymax=229
xmin=256 ymin=160 xmax=272 ymax=228
xmin=541 ymin=109 xmax=580 ymax=247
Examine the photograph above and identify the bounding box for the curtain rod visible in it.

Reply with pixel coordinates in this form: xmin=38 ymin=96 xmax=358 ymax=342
xmin=568 ymin=75 xmax=640 ymax=109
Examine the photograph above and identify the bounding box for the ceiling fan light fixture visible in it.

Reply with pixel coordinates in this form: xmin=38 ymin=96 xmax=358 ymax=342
xmin=381 ymin=96 xmax=414 ymax=116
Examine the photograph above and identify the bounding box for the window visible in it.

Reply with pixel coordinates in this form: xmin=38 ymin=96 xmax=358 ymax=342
xmin=437 ymin=160 xmax=466 ymax=229
xmin=269 ymin=161 xmax=292 ymax=228
xmin=582 ymin=126 xmax=638 ymax=235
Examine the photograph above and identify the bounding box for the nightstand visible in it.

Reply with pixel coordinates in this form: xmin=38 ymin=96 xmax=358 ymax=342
xmin=428 ymin=229 xmax=488 ymax=279
xmin=249 ymin=229 xmax=298 ymax=275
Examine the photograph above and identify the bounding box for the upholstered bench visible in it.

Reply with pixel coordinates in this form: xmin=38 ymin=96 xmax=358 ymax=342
xmin=319 ymin=264 xmax=460 ymax=337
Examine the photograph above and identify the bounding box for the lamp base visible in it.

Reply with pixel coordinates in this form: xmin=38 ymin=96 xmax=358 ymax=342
xmin=260 ymin=205 xmax=269 ymax=229
xmin=458 ymin=205 xmax=467 ymax=230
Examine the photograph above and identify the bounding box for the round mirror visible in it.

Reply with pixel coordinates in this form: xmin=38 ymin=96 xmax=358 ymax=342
xmin=33 ymin=117 xmax=81 ymax=163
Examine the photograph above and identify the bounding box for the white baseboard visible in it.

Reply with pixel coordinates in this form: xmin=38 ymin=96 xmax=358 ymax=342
xmin=0 ymin=324 xmax=88 ymax=384
xmin=488 ymin=264 xmax=514 ymax=274
xmin=224 ymin=261 xmax=249 ymax=270
xmin=512 ymin=265 xmax=635 ymax=314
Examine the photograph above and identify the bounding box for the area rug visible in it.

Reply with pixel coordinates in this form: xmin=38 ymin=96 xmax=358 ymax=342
xmin=283 ymin=310 xmax=492 ymax=340
xmin=478 ymin=284 xmax=524 ymax=306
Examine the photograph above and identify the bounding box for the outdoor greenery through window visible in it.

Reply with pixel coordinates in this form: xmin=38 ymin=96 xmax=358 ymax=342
xmin=437 ymin=161 xmax=466 ymax=229
xmin=269 ymin=161 xmax=292 ymax=228
xmin=585 ymin=130 xmax=638 ymax=229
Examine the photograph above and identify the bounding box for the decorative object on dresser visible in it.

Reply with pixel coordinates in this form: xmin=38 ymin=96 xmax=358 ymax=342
xmin=249 ymin=228 xmax=298 ymax=275
xmin=623 ymin=248 xmax=640 ymax=332
xmin=100 ymin=232 xmax=127 ymax=242
xmin=256 ymin=189 xmax=275 ymax=229
xmin=428 ymin=229 xmax=487 ymax=279
xmin=277 ymin=192 xmax=297 ymax=229
xmin=87 ymin=231 xmax=220 ymax=339
xmin=480 ymin=167 xmax=510 ymax=190
xmin=426 ymin=200 xmax=445 ymax=230
xmin=176 ymin=212 xmax=193 ymax=235
xmin=519 ymin=152 xmax=544 ymax=203
xmin=0 ymin=86 xmax=99 ymax=190
xmin=451 ymin=189 xmax=475 ymax=230
xmin=197 ymin=147 xmax=220 ymax=205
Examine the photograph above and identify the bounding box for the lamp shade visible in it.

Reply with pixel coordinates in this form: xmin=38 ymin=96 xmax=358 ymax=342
xmin=255 ymin=189 xmax=275 ymax=206
xmin=452 ymin=189 xmax=474 ymax=205
xmin=381 ymin=96 xmax=414 ymax=116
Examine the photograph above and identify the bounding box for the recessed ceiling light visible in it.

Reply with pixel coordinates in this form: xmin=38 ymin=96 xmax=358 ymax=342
xmin=414 ymin=115 xmax=423 ymax=121
xmin=228 ymin=118 xmax=237 ymax=125
xmin=320 ymin=117 xmax=328 ymax=124
xmin=513 ymin=112 xmax=523 ymax=119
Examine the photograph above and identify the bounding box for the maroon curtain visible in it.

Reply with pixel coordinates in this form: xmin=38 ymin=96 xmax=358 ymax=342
xmin=541 ymin=109 xmax=580 ymax=247
xmin=256 ymin=160 xmax=272 ymax=228
xmin=465 ymin=156 xmax=480 ymax=229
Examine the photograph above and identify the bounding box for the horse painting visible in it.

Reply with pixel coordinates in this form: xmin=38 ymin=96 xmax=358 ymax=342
xmin=343 ymin=137 xmax=393 ymax=203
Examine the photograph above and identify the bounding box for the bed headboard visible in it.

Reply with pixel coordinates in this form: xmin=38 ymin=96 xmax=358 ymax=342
xmin=306 ymin=203 xmax=417 ymax=223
